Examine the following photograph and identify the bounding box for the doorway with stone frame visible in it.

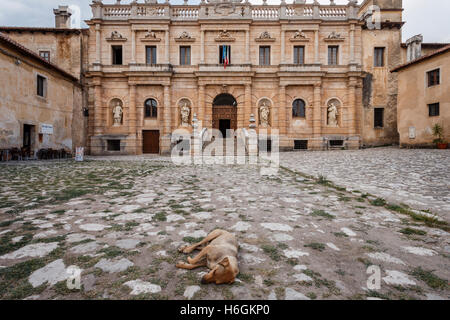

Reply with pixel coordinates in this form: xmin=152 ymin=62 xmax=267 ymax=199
xmin=212 ymin=93 xmax=237 ymax=138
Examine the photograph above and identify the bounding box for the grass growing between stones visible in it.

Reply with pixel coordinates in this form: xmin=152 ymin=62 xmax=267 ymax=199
xmin=411 ymin=267 xmax=448 ymax=290
xmin=399 ymin=228 xmax=426 ymax=236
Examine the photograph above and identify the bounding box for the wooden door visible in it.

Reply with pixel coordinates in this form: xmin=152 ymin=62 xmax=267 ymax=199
xmin=142 ymin=130 xmax=159 ymax=154
xmin=212 ymin=106 xmax=237 ymax=134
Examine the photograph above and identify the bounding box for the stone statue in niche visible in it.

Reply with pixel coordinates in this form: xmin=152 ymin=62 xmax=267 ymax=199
xmin=180 ymin=101 xmax=191 ymax=126
xmin=327 ymin=101 xmax=339 ymax=127
xmin=293 ymin=29 xmax=306 ymax=39
xmin=112 ymin=102 xmax=123 ymax=126
xmin=259 ymin=100 xmax=270 ymax=127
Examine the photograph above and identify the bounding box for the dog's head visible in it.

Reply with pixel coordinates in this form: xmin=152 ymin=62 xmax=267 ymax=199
xmin=201 ymin=257 xmax=239 ymax=285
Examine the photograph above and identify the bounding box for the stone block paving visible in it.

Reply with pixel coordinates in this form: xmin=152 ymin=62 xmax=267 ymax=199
xmin=280 ymin=147 xmax=450 ymax=217
xmin=0 ymin=155 xmax=448 ymax=300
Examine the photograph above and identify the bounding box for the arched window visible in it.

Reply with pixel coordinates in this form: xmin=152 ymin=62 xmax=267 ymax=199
xmin=144 ymin=98 xmax=157 ymax=118
xmin=292 ymin=99 xmax=306 ymax=118
xmin=213 ymin=93 xmax=237 ymax=107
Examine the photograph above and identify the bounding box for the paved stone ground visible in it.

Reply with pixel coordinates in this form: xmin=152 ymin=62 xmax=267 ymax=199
xmin=0 ymin=153 xmax=448 ymax=300
xmin=280 ymin=147 xmax=450 ymax=217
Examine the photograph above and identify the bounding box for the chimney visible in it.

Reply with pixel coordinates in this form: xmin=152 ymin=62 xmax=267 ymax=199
xmin=405 ymin=34 xmax=423 ymax=62
xmin=54 ymin=5 xmax=72 ymax=29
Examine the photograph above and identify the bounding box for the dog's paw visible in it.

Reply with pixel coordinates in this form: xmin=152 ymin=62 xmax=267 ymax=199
xmin=187 ymin=257 xmax=194 ymax=264
xmin=175 ymin=261 xmax=186 ymax=268
xmin=178 ymin=246 xmax=188 ymax=253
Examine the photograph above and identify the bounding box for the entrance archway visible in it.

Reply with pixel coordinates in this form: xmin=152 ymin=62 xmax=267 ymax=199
xmin=212 ymin=93 xmax=237 ymax=138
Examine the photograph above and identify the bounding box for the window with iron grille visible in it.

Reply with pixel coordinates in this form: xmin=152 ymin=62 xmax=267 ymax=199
xmin=428 ymin=103 xmax=440 ymax=117
xmin=294 ymin=140 xmax=308 ymax=150
xmin=180 ymin=46 xmax=191 ymax=65
xmin=292 ymin=99 xmax=306 ymax=118
xmin=374 ymin=47 xmax=385 ymax=67
xmin=219 ymin=45 xmax=231 ymax=65
xmin=39 ymin=51 xmax=50 ymax=62
xmin=259 ymin=46 xmax=270 ymax=66
xmin=146 ymin=46 xmax=157 ymax=64
xmin=374 ymin=108 xmax=384 ymax=128
xmin=144 ymin=98 xmax=157 ymax=118
xmin=37 ymin=75 xmax=46 ymax=97
xmin=293 ymin=46 xmax=305 ymax=65
xmin=427 ymin=69 xmax=440 ymax=87
xmin=328 ymin=46 xmax=339 ymax=65
xmin=112 ymin=45 xmax=123 ymax=65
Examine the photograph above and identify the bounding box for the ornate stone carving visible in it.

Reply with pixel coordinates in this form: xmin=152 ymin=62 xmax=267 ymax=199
xmin=255 ymin=31 xmax=275 ymax=42
xmin=106 ymin=30 xmax=127 ymax=42
xmin=112 ymin=102 xmax=123 ymax=126
xmin=325 ymin=31 xmax=345 ymax=41
xmin=179 ymin=100 xmax=191 ymax=126
xmin=259 ymin=99 xmax=271 ymax=127
xmin=175 ymin=31 xmax=195 ymax=42
xmin=327 ymin=99 xmax=340 ymax=127
xmin=293 ymin=29 xmax=306 ymax=39
xmin=141 ymin=29 xmax=161 ymax=42
xmin=215 ymin=29 xmax=236 ymax=42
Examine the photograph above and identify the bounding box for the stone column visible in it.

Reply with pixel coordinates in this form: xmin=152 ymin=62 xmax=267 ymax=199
xmin=313 ymin=83 xmax=322 ymax=137
xmin=165 ymin=30 xmax=170 ymax=64
xmin=198 ymin=85 xmax=205 ymax=127
xmin=131 ymin=30 xmax=136 ymax=64
xmin=128 ymin=84 xmax=136 ymax=135
xmin=350 ymin=24 xmax=355 ymax=63
xmin=244 ymin=84 xmax=252 ymax=129
xmin=245 ymin=30 xmax=250 ymax=64
xmin=95 ymin=24 xmax=101 ymax=64
xmin=94 ymin=84 xmax=103 ymax=134
xmin=161 ymin=85 xmax=172 ymax=154
xmin=278 ymin=85 xmax=286 ymax=135
xmin=281 ymin=30 xmax=285 ymax=64
xmin=136 ymin=88 xmax=143 ymax=155
xmin=200 ymin=30 xmax=205 ymax=64
xmin=314 ymin=30 xmax=320 ymax=64
xmin=348 ymin=82 xmax=357 ymax=134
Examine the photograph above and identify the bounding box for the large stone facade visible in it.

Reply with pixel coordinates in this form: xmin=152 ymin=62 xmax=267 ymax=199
xmin=83 ymin=0 xmax=404 ymax=155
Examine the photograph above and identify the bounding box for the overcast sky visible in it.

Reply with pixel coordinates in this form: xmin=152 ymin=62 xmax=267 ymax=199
xmin=0 ymin=0 xmax=449 ymax=43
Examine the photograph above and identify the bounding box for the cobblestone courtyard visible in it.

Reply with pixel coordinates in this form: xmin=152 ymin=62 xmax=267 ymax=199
xmin=0 ymin=148 xmax=448 ymax=300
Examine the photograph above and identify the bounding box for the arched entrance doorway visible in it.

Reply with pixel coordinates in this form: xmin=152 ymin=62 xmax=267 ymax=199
xmin=212 ymin=93 xmax=237 ymax=138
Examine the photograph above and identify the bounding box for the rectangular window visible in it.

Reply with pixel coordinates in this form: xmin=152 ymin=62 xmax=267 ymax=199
xmin=374 ymin=47 xmax=385 ymax=67
xmin=219 ymin=45 xmax=231 ymax=65
xmin=39 ymin=51 xmax=50 ymax=62
xmin=180 ymin=46 xmax=191 ymax=65
xmin=374 ymin=108 xmax=384 ymax=128
xmin=146 ymin=46 xmax=157 ymax=65
xmin=293 ymin=46 xmax=305 ymax=65
xmin=428 ymin=103 xmax=440 ymax=117
xmin=37 ymin=75 xmax=46 ymax=97
xmin=294 ymin=140 xmax=308 ymax=150
xmin=328 ymin=46 xmax=339 ymax=65
xmin=259 ymin=46 xmax=270 ymax=66
xmin=112 ymin=46 xmax=123 ymax=65
xmin=427 ymin=69 xmax=440 ymax=87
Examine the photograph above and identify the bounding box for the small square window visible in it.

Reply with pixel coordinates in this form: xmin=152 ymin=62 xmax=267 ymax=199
xmin=39 ymin=51 xmax=50 ymax=62
xmin=107 ymin=140 xmax=121 ymax=151
xmin=428 ymin=103 xmax=440 ymax=117
xmin=427 ymin=69 xmax=440 ymax=87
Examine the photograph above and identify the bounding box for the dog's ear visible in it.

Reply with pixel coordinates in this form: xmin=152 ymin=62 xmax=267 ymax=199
xmin=219 ymin=257 xmax=230 ymax=267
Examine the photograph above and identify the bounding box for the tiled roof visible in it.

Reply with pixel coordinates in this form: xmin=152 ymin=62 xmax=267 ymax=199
xmin=0 ymin=32 xmax=79 ymax=83
xmin=391 ymin=44 xmax=450 ymax=72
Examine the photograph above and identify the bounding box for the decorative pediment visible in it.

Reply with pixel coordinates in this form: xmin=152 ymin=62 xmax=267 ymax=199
xmin=175 ymin=31 xmax=195 ymax=42
xmin=106 ymin=31 xmax=127 ymax=42
xmin=215 ymin=30 xmax=235 ymax=42
xmin=255 ymin=31 xmax=275 ymax=42
xmin=140 ymin=29 xmax=161 ymax=42
xmin=324 ymin=31 xmax=345 ymax=42
xmin=289 ymin=29 xmax=310 ymax=42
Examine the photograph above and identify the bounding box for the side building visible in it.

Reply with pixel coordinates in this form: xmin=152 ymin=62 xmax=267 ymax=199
xmin=0 ymin=32 xmax=82 ymax=155
xmin=392 ymin=44 xmax=450 ymax=147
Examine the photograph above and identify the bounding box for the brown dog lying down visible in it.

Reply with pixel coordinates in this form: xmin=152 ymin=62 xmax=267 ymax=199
xmin=176 ymin=229 xmax=239 ymax=284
